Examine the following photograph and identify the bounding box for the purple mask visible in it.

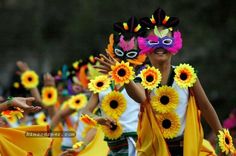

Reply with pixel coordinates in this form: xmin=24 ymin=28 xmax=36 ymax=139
xmin=138 ymin=31 xmax=183 ymax=55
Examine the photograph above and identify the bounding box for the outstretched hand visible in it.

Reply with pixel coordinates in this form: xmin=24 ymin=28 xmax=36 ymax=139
xmin=11 ymin=97 xmax=41 ymax=112
xmin=94 ymin=54 xmax=117 ymax=74
xmin=94 ymin=116 xmax=116 ymax=128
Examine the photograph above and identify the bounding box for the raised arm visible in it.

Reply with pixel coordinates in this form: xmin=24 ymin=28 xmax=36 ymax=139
xmin=0 ymin=97 xmax=41 ymax=113
xmin=95 ymin=54 xmax=146 ymax=103
xmin=50 ymin=107 xmax=75 ymax=130
xmin=16 ymin=61 xmax=42 ymax=103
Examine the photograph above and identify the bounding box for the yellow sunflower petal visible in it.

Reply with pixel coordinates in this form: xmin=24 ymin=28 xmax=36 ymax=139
xmin=174 ymin=63 xmax=197 ymax=88
xmin=68 ymin=94 xmax=87 ymax=110
xmin=80 ymin=114 xmax=97 ymax=127
xmin=21 ymin=70 xmax=39 ymax=89
xmin=88 ymin=75 xmax=111 ymax=93
xmin=42 ymin=87 xmax=58 ymax=106
xmin=72 ymin=141 xmax=84 ymax=149
xmin=36 ymin=112 xmax=48 ymax=125
xmin=151 ymin=85 xmax=179 ymax=114
xmin=217 ymin=128 xmax=235 ymax=155
xmin=109 ymin=61 xmax=135 ymax=85
xmin=156 ymin=112 xmax=181 ymax=139
xmin=139 ymin=66 xmax=162 ymax=90
xmin=101 ymin=91 xmax=127 ymax=119
xmin=1 ymin=110 xmax=24 ymax=119
xmin=101 ymin=121 xmax=123 ymax=140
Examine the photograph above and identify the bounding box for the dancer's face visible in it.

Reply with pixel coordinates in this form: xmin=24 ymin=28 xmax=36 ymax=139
xmin=147 ymin=27 xmax=173 ymax=65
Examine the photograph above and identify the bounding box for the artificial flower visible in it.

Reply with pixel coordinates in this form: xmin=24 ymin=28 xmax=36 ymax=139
xmin=42 ymin=87 xmax=58 ymax=106
xmin=151 ymin=85 xmax=179 ymax=113
xmin=174 ymin=64 xmax=197 ymax=88
xmin=217 ymin=129 xmax=235 ymax=155
xmin=156 ymin=112 xmax=181 ymax=139
xmin=109 ymin=61 xmax=135 ymax=85
xmin=68 ymin=94 xmax=87 ymax=110
xmin=88 ymin=75 xmax=111 ymax=93
xmin=101 ymin=91 xmax=126 ymax=119
xmin=101 ymin=121 xmax=123 ymax=140
xmin=21 ymin=70 xmax=39 ymax=89
xmin=139 ymin=66 xmax=162 ymax=90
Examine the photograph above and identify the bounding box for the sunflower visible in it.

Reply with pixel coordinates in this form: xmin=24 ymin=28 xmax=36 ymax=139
xmin=6 ymin=115 xmax=18 ymax=123
xmin=217 ymin=129 xmax=235 ymax=155
xmin=156 ymin=112 xmax=181 ymax=139
xmin=21 ymin=70 xmax=39 ymax=89
xmin=101 ymin=121 xmax=123 ymax=140
xmin=72 ymin=141 xmax=84 ymax=149
xmin=139 ymin=66 xmax=162 ymax=90
xmin=109 ymin=61 xmax=135 ymax=85
xmin=36 ymin=112 xmax=48 ymax=125
xmin=80 ymin=114 xmax=97 ymax=127
xmin=101 ymin=91 xmax=127 ymax=119
xmin=41 ymin=87 xmax=58 ymax=106
xmin=174 ymin=64 xmax=197 ymax=88
xmin=88 ymin=75 xmax=111 ymax=93
xmin=151 ymin=86 xmax=179 ymax=114
xmin=1 ymin=107 xmax=24 ymax=119
xmin=68 ymin=94 xmax=87 ymax=110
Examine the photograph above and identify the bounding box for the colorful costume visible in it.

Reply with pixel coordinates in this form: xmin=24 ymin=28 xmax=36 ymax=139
xmin=88 ymin=16 xmax=146 ymax=156
xmin=135 ymin=8 xmax=217 ymax=156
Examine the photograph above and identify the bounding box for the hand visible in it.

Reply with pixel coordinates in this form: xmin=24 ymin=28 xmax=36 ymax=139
xmin=16 ymin=61 xmax=30 ymax=73
xmin=43 ymin=73 xmax=55 ymax=86
xmin=59 ymin=149 xmax=80 ymax=156
xmin=11 ymin=97 xmax=41 ymax=112
xmin=94 ymin=54 xmax=117 ymax=74
xmin=94 ymin=116 xmax=116 ymax=128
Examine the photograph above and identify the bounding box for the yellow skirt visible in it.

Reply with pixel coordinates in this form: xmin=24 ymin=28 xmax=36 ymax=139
xmin=0 ymin=125 xmax=53 ymax=156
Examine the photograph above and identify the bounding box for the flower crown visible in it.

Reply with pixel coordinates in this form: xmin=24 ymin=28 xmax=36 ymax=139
xmin=139 ymin=8 xmax=180 ymax=31
xmin=113 ymin=16 xmax=145 ymax=40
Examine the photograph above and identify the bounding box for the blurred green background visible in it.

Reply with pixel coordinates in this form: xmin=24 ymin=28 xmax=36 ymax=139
xmin=0 ymin=0 xmax=235 ymax=133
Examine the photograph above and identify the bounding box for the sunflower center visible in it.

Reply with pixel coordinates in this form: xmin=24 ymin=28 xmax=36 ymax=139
xmin=96 ymin=82 xmax=104 ymax=87
xmin=146 ymin=75 xmax=154 ymax=82
xmin=160 ymin=95 xmax=169 ymax=105
xmin=28 ymin=77 xmax=33 ymax=82
xmin=75 ymin=100 xmax=81 ymax=104
xmin=225 ymin=137 xmax=230 ymax=145
xmin=47 ymin=93 xmax=52 ymax=98
xmin=162 ymin=119 xmax=171 ymax=129
xmin=110 ymin=100 xmax=118 ymax=109
xmin=110 ymin=123 xmax=117 ymax=131
xmin=118 ymin=68 xmax=126 ymax=77
xmin=180 ymin=72 xmax=187 ymax=80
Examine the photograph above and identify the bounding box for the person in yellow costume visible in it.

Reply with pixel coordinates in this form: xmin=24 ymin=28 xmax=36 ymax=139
xmin=0 ymin=96 xmax=53 ymax=156
xmin=95 ymin=8 xmax=235 ymax=156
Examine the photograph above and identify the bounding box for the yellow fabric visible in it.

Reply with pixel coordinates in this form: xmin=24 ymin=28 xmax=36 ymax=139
xmin=136 ymin=99 xmax=170 ymax=156
xmin=75 ymin=128 xmax=109 ymax=156
xmin=51 ymin=124 xmax=63 ymax=156
xmin=137 ymin=93 xmax=216 ymax=156
xmin=200 ymin=139 xmax=217 ymax=156
xmin=0 ymin=125 xmax=52 ymax=156
xmin=183 ymin=94 xmax=203 ymax=155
